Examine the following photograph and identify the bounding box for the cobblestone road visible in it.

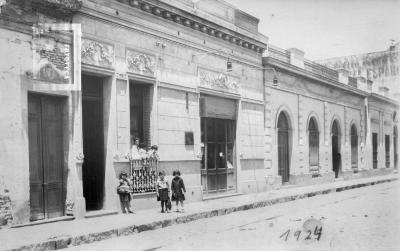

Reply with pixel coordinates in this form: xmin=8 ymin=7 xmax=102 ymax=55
xmin=68 ymin=180 xmax=399 ymax=251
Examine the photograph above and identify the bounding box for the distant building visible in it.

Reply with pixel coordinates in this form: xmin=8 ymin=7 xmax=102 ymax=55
xmin=317 ymin=44 xmax=400 ymax=98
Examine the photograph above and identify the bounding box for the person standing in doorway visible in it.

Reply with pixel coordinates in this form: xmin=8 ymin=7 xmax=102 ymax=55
xmin=156 ymin=171 xmax=170 ymax=213
xmin=130 ymin=136 xmax=147 ymax=160
xmin=171 ymin=170 xmax=186 ymax=212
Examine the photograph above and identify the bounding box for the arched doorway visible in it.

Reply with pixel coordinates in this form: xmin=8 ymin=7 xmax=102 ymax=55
xmin=394 ymin=126 xmax=398 ymax=169
xmin=277 ymin=112 xmax=290 ymax=183
xmin=331 ymin=120 xmax=341 ymax=178
xmin=308 ymin=117 xmax=319 ymax=173
xmin=350 ymin=124 xmax=358 ymax=170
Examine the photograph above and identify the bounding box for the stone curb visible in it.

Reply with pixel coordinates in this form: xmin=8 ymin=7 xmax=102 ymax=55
xmin=6 ymin=177 xmax=398 ymax=251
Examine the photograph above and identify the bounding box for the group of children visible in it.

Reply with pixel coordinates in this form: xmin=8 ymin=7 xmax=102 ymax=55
xmin=117 ymin=170 xmax=186 ymax=214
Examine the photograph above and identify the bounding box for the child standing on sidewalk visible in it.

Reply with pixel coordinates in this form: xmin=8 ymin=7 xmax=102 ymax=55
xmin=171 ymin=170 xmax=186 ymax=212
xmin=117 ymin=172 xmax=134 ymax=214
xmin=156 ymin=171 xmax=170 ymax=213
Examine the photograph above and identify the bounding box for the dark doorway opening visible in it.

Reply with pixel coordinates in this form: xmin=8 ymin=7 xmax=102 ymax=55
xmin=28 ymin=94 xmax=65 ymax=221
xmin=277 ymin=112 xmax=290 ymax=183
xmin=350 ymin=124 xmax=358 ymax=171
xmin=331 ymin=120 xmax=341 ymax=178
xmin=372 ymin=133 xmax=378 ymax=169
xmin=385 ymin=135 xmax=390 ymax=168
xmin=82 ymin=75 xmax=105 ymax=210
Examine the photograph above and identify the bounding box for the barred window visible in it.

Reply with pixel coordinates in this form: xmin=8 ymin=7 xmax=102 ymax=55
xmin=308 ymin=117 xmax=319 ymax=168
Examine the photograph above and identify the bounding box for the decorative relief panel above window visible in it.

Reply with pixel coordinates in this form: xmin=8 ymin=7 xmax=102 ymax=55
xmin=126 ymin=49 xmax=156 ymax=77
xmin=81 ymin=38 xmax=114 ymax=68
xmin=198 ymin=68 xmax=240 ymax=94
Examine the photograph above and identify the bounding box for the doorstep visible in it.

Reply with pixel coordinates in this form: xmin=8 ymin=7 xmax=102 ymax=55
xmin=203 ymin=192 xmax=242 ymax=201
xmin=278 ymin=184 xmax=297 ymax=190
xmin=84 ymin=210 xmax=118 ymax=219
xmin=11 ymin=216 xmax=75 ymax=228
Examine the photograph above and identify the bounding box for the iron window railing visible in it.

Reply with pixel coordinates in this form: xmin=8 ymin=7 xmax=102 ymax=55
xmin=129 ymin=158 xmax=158 ymax=194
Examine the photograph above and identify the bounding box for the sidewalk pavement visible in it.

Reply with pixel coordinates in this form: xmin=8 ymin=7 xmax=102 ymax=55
xmin=1 ymin=174 xmax=398 ymax=251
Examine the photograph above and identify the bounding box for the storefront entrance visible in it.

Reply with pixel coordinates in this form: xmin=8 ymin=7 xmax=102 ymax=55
xmin=28 ymin=94 xmax=65 ymax=221
xmin=82 ymin=75 xmax=105 ymax=210
xmin=200 ymin=95 xmax=237 ymax=195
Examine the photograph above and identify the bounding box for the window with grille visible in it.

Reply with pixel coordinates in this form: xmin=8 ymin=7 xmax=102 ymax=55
xmin=308 ymin=118 xmax=319 ymax=170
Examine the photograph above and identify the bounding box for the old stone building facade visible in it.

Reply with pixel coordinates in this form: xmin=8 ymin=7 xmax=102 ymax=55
xmin=0 ymin=0 xmax=398 ymax=226
xmin=263 ymin=46 xmax=398 ymax=188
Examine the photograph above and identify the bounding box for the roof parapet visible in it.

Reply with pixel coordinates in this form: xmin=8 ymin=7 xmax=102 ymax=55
xmin=288 ymin=48 xmax=305 ymax=69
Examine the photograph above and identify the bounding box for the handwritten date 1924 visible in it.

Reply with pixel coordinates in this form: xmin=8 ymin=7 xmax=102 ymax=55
xmin=280 ymin=226 xmax=322 ymax=242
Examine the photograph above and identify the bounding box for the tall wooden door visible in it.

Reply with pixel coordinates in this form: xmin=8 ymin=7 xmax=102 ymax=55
xmin=28 ymin=94 xmax=64 ymax=221
xmin=277 ymin=113 xmax=290 ymax=183
xmin=82 ymin=75 xmax=105 ymax=210
xmin=331 ymin=120 xmax=341 ymax=178
xmin=201 ymin=118 xmax=236 ymax=194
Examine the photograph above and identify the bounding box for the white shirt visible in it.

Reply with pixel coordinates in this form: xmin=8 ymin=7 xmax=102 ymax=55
xmin=157 ymin=177 xmax=169 ymax=189
xmin=130 ymin=145 xmax=147 ymax=160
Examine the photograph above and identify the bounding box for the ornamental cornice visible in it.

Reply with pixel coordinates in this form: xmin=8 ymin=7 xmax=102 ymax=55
xmin=114 ymin=0 xmax=266 ymax=54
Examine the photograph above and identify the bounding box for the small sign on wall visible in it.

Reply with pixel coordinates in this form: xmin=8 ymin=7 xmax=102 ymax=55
xmin=185 ymin=131 xmax=194 ymax=145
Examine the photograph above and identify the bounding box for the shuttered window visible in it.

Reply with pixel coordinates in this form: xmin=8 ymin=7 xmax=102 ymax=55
xmin=308 ymin=118 xmax=319 ymax=168
xmin=130 ymin=84 xmax=152 ymax=148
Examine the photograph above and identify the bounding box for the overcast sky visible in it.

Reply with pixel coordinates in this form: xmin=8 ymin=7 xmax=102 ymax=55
xmin=224 ymin=0 xmax=400 ymax=60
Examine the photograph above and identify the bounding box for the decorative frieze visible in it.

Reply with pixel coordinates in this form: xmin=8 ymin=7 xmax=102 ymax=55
xmin=198 ymin=69 xmax=239 ymax=94
xmin=126 ymin=49 xmax=156 ymax=77
xmin=81 ymin=38 xmax=114 ymax=68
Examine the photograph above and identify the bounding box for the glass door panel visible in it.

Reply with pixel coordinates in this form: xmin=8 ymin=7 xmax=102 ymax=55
xmin=201 ymin=117 xmax=236 ymax=194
